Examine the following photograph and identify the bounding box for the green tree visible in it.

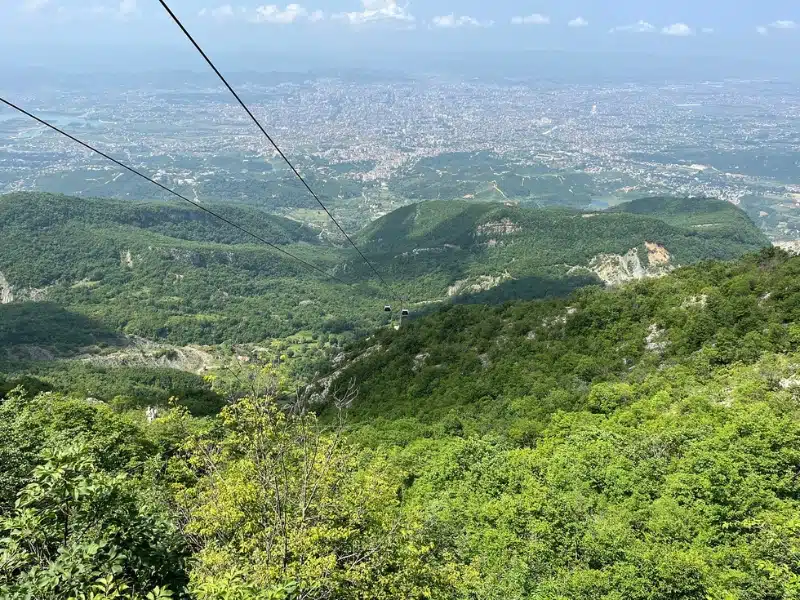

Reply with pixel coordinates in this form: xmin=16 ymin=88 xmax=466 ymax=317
xmin=181 ymin=381 xmax=457 ymax=599
xmin=0 ymin=444 xmax=187 ymax=599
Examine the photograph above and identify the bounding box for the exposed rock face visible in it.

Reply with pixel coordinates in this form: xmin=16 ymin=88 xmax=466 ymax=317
xmin=589 ymin=249 xmax=646 ymax=285
xmin=447 ymin=271 xmax=512 ymax=297
xmin=311 ymin=344 xmax=383 ymax=405
xmin=645 ymin=242 xmax=670 ymax=266
xmin=167 ymin=248 xmax=203 ymax=266
xmin=775 ymin=241 xmax=800 ymax=256
xmin=780 ymin=377 xmax=800 ymax=389
xmin=21 ymin=288 xmax=48 ymax=302
xmin=645 ymin=324 xmax=669 ymax=353
xmin=0 ymin=271 xmax=13 ymax=304
xmin=77 ymin=337 xmax=216 ymax=374
xmin=541 ymin=307 xmax=577 ymax=328
xmin=0 ymin=271 xmax=48 ymax=304
xmin=413 ymin=352 xmax=430 ymax=372
xmin=587 ymin=243 xmax=674 ymax=286
xmin=681 ymin=294 xmax=708 ymax=309
xmin=476 ymin=219 xmax=521 ymax=236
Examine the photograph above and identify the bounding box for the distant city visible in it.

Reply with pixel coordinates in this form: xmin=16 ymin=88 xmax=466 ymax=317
xmin=1 ymin=69 xmax=799 ymax=240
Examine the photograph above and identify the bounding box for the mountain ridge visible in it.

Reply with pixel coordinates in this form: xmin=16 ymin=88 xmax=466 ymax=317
xmin=0 ymin=192 xmax=769 ymax=350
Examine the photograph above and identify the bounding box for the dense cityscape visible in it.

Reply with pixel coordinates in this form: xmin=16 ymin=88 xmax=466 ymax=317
xmin=1 ymin=70 xmax=799 ymax=237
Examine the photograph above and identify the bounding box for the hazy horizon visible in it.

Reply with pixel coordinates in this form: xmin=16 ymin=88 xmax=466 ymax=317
xmin=2 ymin=0 xmax=798 ymax=79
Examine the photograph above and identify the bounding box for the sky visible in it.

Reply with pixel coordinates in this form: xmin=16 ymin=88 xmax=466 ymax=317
xmin=2 ymin=0 xmax=799 ymax=73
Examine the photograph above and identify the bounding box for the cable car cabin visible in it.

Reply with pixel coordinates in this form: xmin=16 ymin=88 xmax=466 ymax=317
xmin=384 ymin=305 xmax=392 ymax=312
xmin=401 ymin=309 xmax=410 ymax=317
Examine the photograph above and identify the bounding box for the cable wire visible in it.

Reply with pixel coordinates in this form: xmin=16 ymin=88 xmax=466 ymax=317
xmin=157 ymin=0 xmax=399 ymax=301
xmin=0 ymin=96 xmax=348 ymax=285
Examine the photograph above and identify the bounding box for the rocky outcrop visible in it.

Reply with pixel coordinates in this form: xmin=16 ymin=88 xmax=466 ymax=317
xmin=588 ymin=249 xmax=647 ymax=285
xmin=681 ymin=294 xmax=708 ymax=309
xmin=0 ymin=271 xmax=49 ymax=304
xmin=77 ymin=337 xmax=216 ymax=374
xmin=585 ymin=243 xmax=674 ymax=286
xmin=645 ymin=242 xmax=670 ymax=266
xmin=476 ymin=219 xmax=521 ymax=236
xmin=448 ymin=272 xmax=513 ymax=297
xmin=775 ymin=241 xmax=800 ymax=256
xmin=541 ymin=307 xmax=577 ymax=328
xmin=0 ymin=271 xmax=13 ymax=304
xmin=645 ymin=324 xmax=669 ymax=353
xmin=310 ymin=344 xmax=383 ymax=405
xmin=413 ymin=352 xmax=430 ymax=372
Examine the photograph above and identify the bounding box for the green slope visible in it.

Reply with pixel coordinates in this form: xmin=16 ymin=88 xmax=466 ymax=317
xmin=0 ymin=192 xmax=322 ymax=244
xmin=0 ymin=192 xmax=325 ymax=288
xmin=0 ymin=193 xmax=769 ymax=350
xmin=0 ymin=193 xmax=380 ymax=348
xmin=3 ymin=244 xmax=800 ymax=598
xmin=325 ymin=248 xmax=798 ymax=436
xmin=360 ymin=197 xmax=769 ymax=303
xmin=360 ymin=197 xmax=767 ymax=262
xmin=613 ymin=195 xmax=763 ymax=234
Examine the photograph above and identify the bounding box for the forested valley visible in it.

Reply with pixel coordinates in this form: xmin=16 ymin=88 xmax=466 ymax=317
xmin=4 ymin=192 xmax=800 ymax=599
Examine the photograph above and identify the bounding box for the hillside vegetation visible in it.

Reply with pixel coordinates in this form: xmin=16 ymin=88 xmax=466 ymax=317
xmin=0 ymin=193 xmax=768 ymax=354
xmin=0 ymin=192 xmax=375 ymax=348
xmin=325 ymin=248 xmax=800 ymax=433
xmin=360 ymin=197 xmax=766 ymax=264
xmin=4 ymin=248 xmax=800 ymax=599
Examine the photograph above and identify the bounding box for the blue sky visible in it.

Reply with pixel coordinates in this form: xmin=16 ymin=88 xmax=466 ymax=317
xmin=3 ymin=0 xmax=799 ymax=69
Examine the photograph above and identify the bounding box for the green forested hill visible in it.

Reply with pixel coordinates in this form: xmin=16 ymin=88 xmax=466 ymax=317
xmin=359 ymin=197 xmax=768 ymax=278
xmin=0 ymin=192 xmax=375 ymax=347
xmin=0 ymin=192 xmax=768 ymax=351
xmin=0 ymin=192 xmax=322 ymax=246
xmin=613 ymin=196 xmax=762 ymax=233
xmin=325 ymin=247 xmax=800 ymax=435
xmin=4 ymin=249 xmax=800 ymax=599
xmin=360 ymin=196 xmax=767 ymax=256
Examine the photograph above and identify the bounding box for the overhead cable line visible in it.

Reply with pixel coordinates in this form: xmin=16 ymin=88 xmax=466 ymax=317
xmin=0 ymin=96 xmax=347 ymax=285
xmin=156 ymin=0 xmax=400 ymax=301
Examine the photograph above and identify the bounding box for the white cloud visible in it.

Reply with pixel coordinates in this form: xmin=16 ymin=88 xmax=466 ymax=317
xmin=757 ymin=20 xmax=798 ymax=34
xmin=118 ymin=0 xmax=136 ymax=16
xmin=334 ymin=0 xmax=414 ymax=25
xmin=21 ymin=0 xmax=50 ymax=12
xmin=198 ymin=3 xmax=322 ymax=23
xmin=511 ymin=13 xmax=550 ymax=25
xmin=252 ymin=4 xmax=309 ymax=23
xmin=200 ymin=4 xmax=235 ymax=18
xmin=85 ymin=0 xmax=138 ymax=18
xmin=610 ymin=20 xmax=656 ymax=33
xmin=662 ymin=23 xmax=693 ymax=36
xmin=701 ymin=27 xmax=714 ymax=34
xmin=432 ymin=14 xmax=489 ymax=28
xmin=568 ymin=16 xmax=588 ymax=28
xmin=22 ymin=0 xmax=140 ymax=19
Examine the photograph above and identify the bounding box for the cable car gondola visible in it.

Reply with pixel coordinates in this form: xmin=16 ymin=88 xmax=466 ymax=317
xmin=384 ymin=305 xmax=392 ymax=312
